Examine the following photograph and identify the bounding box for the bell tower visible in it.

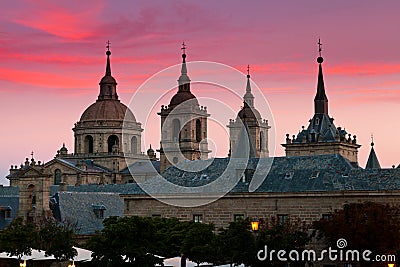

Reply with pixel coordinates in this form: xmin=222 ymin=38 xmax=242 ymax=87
xmin=228 ymin=65 xmax=270 ymax=158
xmin=158 ymin=43 xmax=210 ymax=173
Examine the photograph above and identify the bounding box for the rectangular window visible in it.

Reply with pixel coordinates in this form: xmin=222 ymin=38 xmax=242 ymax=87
xmin=277 ymin=214 xmax=288 ymax=225
xmin=234 ymin=214 xmax=245 ymax=222
xmin=322 ymin=214 xmax=332 ymax=221
xmin=193 ymin=214 xmax=203 ymax=223
xmin=94 ymin=209 xmax=104 ymax=219
xmin=5 ymin=210 xmax=11 ymax=220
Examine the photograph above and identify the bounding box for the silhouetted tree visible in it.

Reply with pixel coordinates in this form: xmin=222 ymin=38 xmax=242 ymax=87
xmin=314 ymin=202 xmax=400 ymax=266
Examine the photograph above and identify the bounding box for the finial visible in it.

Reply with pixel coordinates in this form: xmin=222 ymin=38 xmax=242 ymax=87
xmin=181 ymin=42 xmax=186 ymax=54
xmin=31 ymin=151 xmax=34 ymax=160
xmin=150 ymin=144 xmax=152 ymax=149
xmin=106 ymin=40 xmax=111 ymax=55
xmin=371 ymin=134 xmax=374 ymax=147
xmin=247 ymin=64 xmax=250 ymax=78
xmin=317 ymin=38 xmax=324 ymax=63
xmin=181 ymin=42 xmax=187 ymax=63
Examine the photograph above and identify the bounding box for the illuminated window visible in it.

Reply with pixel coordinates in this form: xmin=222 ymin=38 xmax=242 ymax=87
xmin=193 ymin=214 xmax=203 ymax=223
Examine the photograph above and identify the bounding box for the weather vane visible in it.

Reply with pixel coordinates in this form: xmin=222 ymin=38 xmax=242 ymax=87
xmin=247 ymin=64 xmax=250 ymax=76
xmin=181 ymin=42 xmax=186 ymax=54
xmin=106 ymin=40 xmax=111 ymax=51
xmin=318 ymin=38 xmax=322 ymax=57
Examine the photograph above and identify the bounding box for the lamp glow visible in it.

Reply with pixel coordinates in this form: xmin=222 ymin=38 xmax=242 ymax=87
xmin=19 ymin=260 xmax=26 ymax=267
xmin=251 ymin=220 xmax=259 ymax=232
xmin=68 ymin=260 xmax=75 ymax=267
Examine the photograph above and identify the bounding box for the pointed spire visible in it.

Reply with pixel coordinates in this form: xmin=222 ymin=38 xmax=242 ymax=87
xmin=243 ymin=65 xmax=255 ymax=108
xmin=105 ymin=40 xmax=111 ymax=76
xmin=314 ymin=38 xmax=328 ymax=114
xmin=98 ymin=40 xmax=118 ymax=100
xmin=366 ymin=136 xmax=381 ymax=169
xmin=178 ymin=42 xmax=191 ymax=91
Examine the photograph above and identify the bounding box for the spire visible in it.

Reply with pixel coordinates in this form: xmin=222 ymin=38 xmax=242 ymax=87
xmin=243 ymin=65 xmax=255 ymax=108
xmin=105 ymin=40 xmax=111 ymax=76
xmin=366 ymin=136 xmax=381 ymax=169
xmin=98 ymin=40 xmax=118 ymax=100
xmin=314 ymin=38 xmax=328 ymax=114
xmin=178 ymin=42 xmax=191 ymax=91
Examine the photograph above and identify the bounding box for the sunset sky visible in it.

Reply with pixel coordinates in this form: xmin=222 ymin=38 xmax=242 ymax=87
xmin=1 ymin=0 xmax=400 ymax=185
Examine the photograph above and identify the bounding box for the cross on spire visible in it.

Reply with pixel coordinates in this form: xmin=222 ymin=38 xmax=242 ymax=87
xmin=247 ymin=65 xmax=250 ymax=76
xmin=371 ymin=133 xmax=374 ymax=146
xmin=181 ymin=42 xmax=186 ymax=54
xmin=318 ymin=38 xmax=322 ymax=57
xmin=31 ymin=151 xmax=34 ymax=159
xmin=106 ymin=40 xmax=111 ymax=51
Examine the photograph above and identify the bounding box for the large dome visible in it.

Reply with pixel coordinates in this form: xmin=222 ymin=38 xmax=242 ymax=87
xmin=80 ymin=99 xmax=136 ymax=122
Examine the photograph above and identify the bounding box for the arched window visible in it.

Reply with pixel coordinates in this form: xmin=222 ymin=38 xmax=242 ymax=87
xmin=196 ymin=119 xmax=202 ymax=142
xmin=84 ymin=135 xmax=94 ymax=153
xmin=54 ymin=169 xmax=62 ymax=185
xmin=172 ymin=119 xmax=181 ymax=142
xmin=131 ymin=136 xmax=138 ymax=154
xmin=260 ymin=131 xmax=264 ymax=151
xmin=108 ymin=135 xmax=119 ymax=153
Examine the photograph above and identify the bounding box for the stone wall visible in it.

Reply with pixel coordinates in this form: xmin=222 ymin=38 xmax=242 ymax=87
xmin=123 ymin=191 xmax=400 ymax=229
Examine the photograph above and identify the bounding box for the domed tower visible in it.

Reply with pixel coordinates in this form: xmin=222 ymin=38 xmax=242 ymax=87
xmin=72 ymin=43 xmax=144 ymax=172
xmin=228 ymin=65 xmax=270 ymax=158
xmin=158 ymin=43 xmax=210 ymax=172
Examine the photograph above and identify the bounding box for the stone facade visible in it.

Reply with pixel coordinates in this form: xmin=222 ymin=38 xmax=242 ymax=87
xmin=283 ymin=141 xmax=360 ymax=163
xmin=123 ymin=190 xmax=400 ymax=229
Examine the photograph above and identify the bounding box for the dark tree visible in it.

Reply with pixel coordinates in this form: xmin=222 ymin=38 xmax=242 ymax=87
xmin=214 ymin=218 xmax=256 ymax=266
xmin=0 ymin=218 xmax=38 ymax=259
xmin=314 ymin=202 xmax=400 ymax=265
xmin=37 ymin=218 xmax=77 ymax=261
xmin=181 ymin=222 xmax=215 ymax=265
xmin=254 ymin=217 xmax=311 ymax=267
xmin=87 ymin=216 xmax=163 ymax=267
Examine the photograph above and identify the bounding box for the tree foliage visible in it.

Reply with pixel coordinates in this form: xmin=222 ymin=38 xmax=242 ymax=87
xmin=314 ymin=202 xmax=400 ymax=256
xmin=254 ymin=217 xmax=311 ymax=267
xmin=37 ymin=218 xmax=77 ymax=261
xmin=87 ymin=215 xmax=311 ymax=267
xmin=181 ymin=222 xmax=215 ymax=265
xmin=87 ymin=216 xmax=163 ymax=267
xmin=0 ymin=217 xmax=77 ymax=261
xmin=214 ymin=218 xmax=256 ymax=266
xmin=0 ymin=218 xmax=38 ymax=259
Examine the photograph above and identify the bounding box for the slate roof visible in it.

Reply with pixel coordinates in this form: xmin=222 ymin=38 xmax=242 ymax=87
xmin=49 ymin=154 xmax=400 ymax=197
xmin=120 ymin=160 xmax=160 ymax=175
xmin=365 ymin=145 xmax=381 ymax=169
xmin=139 ymin=154 xmax=400 ymax=194
xmin=0 ymin=186 xmax=19 ymax=229
xmin=51 ymin=191 xmax=124 ymax=234
xmin=55 ymin=158 xmax=112 ymax=173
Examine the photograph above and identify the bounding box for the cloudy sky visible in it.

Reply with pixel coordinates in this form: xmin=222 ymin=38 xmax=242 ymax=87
xmin=1 ymin=0 xmax=400 ymax=184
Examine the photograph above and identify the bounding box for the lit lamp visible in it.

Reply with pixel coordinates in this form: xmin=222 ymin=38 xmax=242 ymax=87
xmin=388 ymin=264 xmax=395 ymax=267
xmin=68 ymin=260 xmax=75 ymax=267
xmin=251 ymin=219 xmax=260 ymax=232
xmin=19 ymin=260 xmax=26 ymax=267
